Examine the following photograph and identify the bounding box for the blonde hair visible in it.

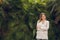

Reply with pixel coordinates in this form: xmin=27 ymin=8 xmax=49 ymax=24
xmin=38 ymin=12 xmax=46 ymax=22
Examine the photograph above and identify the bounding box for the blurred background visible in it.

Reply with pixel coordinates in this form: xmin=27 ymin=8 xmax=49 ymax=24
xmin=0 ymin=0 xmax=60 ymax=40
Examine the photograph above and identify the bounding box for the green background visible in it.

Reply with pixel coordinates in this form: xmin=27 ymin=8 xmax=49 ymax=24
xmin=0 ymin=0 xmax=60 ymax=40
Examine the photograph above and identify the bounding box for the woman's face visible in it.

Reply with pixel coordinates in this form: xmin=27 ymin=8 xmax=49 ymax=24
xmin=41 ymin=14 xmax=46 ymax=20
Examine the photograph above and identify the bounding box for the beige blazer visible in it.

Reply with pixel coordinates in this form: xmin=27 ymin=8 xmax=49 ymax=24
xmin=36 ymin=20 xmax=49 ymax=39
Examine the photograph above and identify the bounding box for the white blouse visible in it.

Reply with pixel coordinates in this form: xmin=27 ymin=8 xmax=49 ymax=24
xmin=36 ymin=20 xmax=49 ymax=39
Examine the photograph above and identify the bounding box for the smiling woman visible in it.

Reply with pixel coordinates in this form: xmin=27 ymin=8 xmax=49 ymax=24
xmin=36 ymin=13 xmax=49 ymax=40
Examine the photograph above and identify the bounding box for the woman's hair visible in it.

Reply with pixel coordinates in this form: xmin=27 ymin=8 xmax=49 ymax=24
xmin=38 ymin=12 xmax=46 ymax=22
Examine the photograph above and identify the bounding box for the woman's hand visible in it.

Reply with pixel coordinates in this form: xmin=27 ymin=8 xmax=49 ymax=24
xmin=37 ymin=26 xmax=41 ymax=30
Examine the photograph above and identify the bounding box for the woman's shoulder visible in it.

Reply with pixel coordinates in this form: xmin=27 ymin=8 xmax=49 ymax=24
xmin=37 ymin=20 xmax=41 ymax=23
xmin=37 ymin=20 xmax=40 ymax=23
xmin=46 ymin=20 xmax=49 ymax=23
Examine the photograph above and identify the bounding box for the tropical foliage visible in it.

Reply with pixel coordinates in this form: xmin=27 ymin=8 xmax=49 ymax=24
xmin=0 ymin=0 xmax=60 ymax=40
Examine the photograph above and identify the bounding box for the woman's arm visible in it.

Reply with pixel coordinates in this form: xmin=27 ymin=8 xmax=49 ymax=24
xmin=41 ymin=21 xmax=49 ymax=31
xmin=36 ymin=21 xmax=41 ymax=30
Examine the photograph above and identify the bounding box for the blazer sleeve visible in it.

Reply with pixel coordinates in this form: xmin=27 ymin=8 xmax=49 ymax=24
xmin=46 ymin=21 xmax=49 ymax=30
xmin=41 ymin=21 xmax=49 ymax=30
xmin=36 ymin=20 xmax=40 ymax=30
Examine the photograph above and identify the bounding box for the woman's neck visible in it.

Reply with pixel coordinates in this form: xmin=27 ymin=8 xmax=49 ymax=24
xmin=41 ymin=20 xmax=46 ymax=24
xmin=42 ymin=19 xmax=46 ymax=22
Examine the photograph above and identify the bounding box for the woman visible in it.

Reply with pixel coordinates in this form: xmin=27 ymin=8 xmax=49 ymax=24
xmin=36 ymin=13 xmax=49 ymax=40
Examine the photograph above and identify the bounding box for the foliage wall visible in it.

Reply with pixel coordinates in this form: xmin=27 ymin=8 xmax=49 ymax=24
xmin=0 ymin=0 xmax=60 ymax=40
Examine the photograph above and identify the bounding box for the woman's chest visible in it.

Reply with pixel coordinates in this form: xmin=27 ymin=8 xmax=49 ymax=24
xmin=37 ymin=21 xmax=47 ymax=27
